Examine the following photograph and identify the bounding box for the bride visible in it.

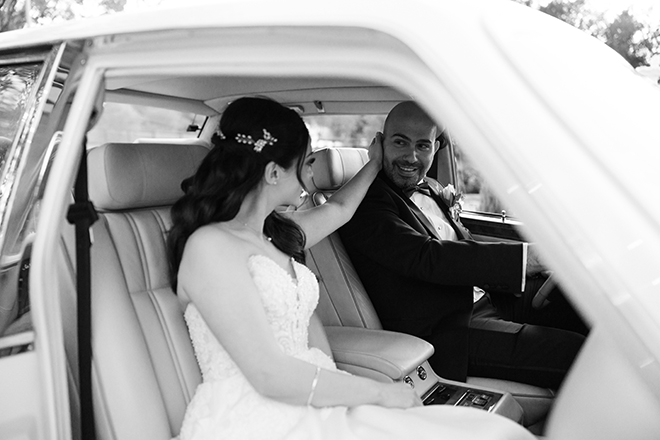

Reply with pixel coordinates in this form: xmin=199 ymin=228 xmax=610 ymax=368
xmin=167 ymin=97 xmax=533 ymax=440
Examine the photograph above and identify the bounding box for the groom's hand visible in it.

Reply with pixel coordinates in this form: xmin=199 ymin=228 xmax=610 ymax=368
xmin=526 ymin=244 xmax=546 ymax=276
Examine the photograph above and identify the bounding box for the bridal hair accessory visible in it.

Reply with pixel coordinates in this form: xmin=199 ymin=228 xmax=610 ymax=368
xmin=307 ymin=366 xmax=321 ymax=406
xmin=235 ymin=129 xmax=278 ymax=153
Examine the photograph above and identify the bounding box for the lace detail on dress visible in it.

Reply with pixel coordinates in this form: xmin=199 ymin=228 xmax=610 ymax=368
xmin=247 ymin=255 xmax=318 ymax=359
xmin=184 ymin=255 xmax=329 ymax=383
xmin=179 ymin=254 xmax=336 ymax=440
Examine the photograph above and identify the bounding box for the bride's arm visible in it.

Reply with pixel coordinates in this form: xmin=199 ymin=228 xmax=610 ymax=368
xmin=285 ymin=133 xmax=383 ymax=249
xmin=308 ymin=312 xmax=333 ymax=359
xmin=179 ymin=227 xmax=420 ymax=409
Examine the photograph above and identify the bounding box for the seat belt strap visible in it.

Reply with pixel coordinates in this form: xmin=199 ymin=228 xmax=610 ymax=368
xmin=67 ymin=147 xmax=98 ymax=440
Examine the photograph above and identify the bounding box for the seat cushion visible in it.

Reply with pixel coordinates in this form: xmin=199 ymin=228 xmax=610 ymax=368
xmin=306 ymin=233 xmax=382 ymax=329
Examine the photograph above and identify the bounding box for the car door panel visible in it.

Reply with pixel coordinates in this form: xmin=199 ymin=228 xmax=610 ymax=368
xmin=0 ymin=43 xmax=81 ymax=440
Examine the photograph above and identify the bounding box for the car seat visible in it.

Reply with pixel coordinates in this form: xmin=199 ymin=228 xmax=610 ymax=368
xmin=305 ymin=147 xmax=555 ymax=430
xmin=83 ymin=142 xmax=208 ymax=440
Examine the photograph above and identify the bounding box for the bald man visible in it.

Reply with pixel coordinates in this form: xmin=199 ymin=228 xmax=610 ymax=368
xmin=339 ymin=101 xmax=584 ymax=388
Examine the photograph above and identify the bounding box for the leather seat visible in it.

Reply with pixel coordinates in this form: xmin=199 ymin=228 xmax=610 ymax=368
xmin=305 ymin=147 xmax=555 ymax=429
xmin=84 ymin=142 xmax=208 ymax=439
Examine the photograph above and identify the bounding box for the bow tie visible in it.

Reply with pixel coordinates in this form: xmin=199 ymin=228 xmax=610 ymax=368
xmin=403 ymin=181 xmax=432 ymax=198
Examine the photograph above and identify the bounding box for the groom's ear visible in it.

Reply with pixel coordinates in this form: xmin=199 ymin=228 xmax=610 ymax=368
xmin=433 ymin=138 xmax=441 ymax=154
xmin=435 ymin=129 xmax=451 ymax=153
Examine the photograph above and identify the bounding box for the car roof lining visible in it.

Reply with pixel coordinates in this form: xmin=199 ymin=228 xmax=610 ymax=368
xmin=104 ymin=74 xmax=410 ymax=116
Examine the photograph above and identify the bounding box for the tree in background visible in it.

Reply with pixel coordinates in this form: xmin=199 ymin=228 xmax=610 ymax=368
xmin=0 ymin=0 xmax=23 ymax=32
xmin=514 ymin=0 xmax=659 ymax=67
xmin=539 ymin=0 xmax=606 ymax=36
xmin=602 ymin=10 xmax=657 ymax=67
xmin=1 ymin=0 xmax=128 ymax=32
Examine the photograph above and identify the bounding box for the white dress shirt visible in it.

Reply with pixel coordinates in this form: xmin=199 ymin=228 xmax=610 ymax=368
xmin=409 ymin=191 xmax=527 ymax=302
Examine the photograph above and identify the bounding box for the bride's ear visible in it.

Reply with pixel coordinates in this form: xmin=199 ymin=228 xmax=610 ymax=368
xmin=263 ymin=161 xmax=280 ymax=186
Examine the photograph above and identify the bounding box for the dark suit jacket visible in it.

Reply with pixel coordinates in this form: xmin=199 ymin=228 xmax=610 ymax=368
xmin=339 ymin=172 xmax=524 ymax=380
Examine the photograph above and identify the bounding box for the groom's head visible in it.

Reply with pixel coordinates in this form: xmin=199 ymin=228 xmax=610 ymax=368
xmin=382 ymin=101 xmax=440 ymax=191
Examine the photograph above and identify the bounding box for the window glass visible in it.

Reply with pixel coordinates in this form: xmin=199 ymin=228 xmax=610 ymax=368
xmin=0 ymin=64 xmax=41 ymax=184
xmin=304 ymin=114 xmax=385 ymax=150
xmin=0 ymin=47 xmax=73 ymax=353
xmin=454 ymin=142 xmax=511 ymax=216
xmin=0 ymin=60 xmax=47 ymax=347
xmin=87 ymin=102 xmax=203 ymax=147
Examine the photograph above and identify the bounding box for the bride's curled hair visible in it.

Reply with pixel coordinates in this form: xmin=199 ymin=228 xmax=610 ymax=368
xmin=167 ymin=97 xmax=309 ymax=291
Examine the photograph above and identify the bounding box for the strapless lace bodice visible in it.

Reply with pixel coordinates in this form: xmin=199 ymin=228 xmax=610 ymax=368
xmin=178 ymin=254 xmax=336 ymax=440
xmin=177 ymin=255 xmax=535 ymax=440
xmin=185 ymin=255 xmax=334 ymax=384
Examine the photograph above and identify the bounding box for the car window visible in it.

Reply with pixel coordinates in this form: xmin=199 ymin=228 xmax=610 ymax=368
xmin=304 ymin=114 xmax=385 ymax=150
xmin=454 ymin=142 xmax=512 ymax=217
xmin=87 ymin=102 xmax=205 ymax=147
xmin=0 ymin=64 xmax=41 ymax=174
xmin=0 ymin=62 xmax=43 ymax=344
xmin=0 ymin=47 xmax=69 ymax=348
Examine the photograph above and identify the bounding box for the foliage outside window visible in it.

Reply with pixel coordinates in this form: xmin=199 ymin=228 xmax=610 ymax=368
xmin=454 ymin=142 xmax=510 ymax=216
xmin=304 ymin=115 xmax=385 ymax=150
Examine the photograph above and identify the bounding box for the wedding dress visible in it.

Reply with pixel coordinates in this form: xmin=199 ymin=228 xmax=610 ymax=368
xmin=176 ymin=254 xmax=533 ymax=440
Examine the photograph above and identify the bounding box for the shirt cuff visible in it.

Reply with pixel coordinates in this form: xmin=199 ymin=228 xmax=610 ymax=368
xmin=521 ymin=243 xmax=527 ymax=291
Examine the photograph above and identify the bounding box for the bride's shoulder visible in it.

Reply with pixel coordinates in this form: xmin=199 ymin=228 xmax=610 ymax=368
xmin=185 ymin=223 xmax=250 ymax=260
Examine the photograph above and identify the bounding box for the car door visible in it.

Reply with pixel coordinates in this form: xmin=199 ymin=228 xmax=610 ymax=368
xmin=0 ymin=42 xmax=83 ymax=440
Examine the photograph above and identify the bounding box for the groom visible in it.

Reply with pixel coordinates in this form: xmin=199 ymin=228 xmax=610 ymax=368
xmin=339 ymin=101 xmax=584 ymax=388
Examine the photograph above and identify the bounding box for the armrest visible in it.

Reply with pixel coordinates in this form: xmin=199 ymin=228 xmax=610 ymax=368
xmin=324 ymin=326 xmax=434 ymax=381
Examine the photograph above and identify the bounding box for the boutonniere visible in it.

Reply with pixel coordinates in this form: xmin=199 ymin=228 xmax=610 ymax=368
xmin=440 ymin=184 xmax=464 ymax=221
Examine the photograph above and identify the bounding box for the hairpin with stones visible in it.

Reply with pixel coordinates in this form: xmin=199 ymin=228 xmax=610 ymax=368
xmin=235 ymin=129 xmax=278 ymax=153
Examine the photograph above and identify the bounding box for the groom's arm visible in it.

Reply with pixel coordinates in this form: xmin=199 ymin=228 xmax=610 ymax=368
xmin=340 ymin=181 xmax=524 ymax=293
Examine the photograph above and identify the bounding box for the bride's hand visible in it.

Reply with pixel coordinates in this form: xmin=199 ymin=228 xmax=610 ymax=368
xmin=377 ymin=382 xmax=423 ymax=409
xmin=368 ymin=132 xmax=384 ymax=170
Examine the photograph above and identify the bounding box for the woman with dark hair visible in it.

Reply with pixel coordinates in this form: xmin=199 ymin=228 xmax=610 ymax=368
xmin=169 ymin=97 xmax=533 ymax=440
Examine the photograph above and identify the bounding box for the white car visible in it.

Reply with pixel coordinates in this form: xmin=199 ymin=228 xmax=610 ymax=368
xmin=1 ymin=0 xmax=659 ymax=439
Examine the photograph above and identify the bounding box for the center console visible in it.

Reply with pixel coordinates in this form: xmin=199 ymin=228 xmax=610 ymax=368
xmin=400 ymin=359 xmax=519 ymax=419
xmin=325 ymin=326 xmax=524 ymax=424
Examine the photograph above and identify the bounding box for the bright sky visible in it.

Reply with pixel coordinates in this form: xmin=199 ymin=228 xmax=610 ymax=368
xmin=557 ymin=0 xmax=658 ymax=20
xmin=587 ymin=0 xmax=657 ymax=11
xmin=87 ymin=0 xmax=660 ymax=23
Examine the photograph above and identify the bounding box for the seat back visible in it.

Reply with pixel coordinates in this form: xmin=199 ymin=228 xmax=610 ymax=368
xmin=304 ymin=148 xmax=382 ymax=329
xmin=85 ymin=142 xmax=207 ymax=439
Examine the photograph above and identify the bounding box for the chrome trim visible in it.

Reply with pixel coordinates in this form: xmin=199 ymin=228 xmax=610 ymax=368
xmin=0 ymin=330 xmax=34 ymax=352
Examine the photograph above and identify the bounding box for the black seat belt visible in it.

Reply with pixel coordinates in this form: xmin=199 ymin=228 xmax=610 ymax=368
xmin=67 ymin=145 xmax=98 ymax=440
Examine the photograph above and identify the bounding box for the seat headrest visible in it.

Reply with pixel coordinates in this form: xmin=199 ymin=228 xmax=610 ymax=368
xmin=88 ymin=142 xmax=208 ymax=211
xmin=308 ymin=147 xmax=369 ymax=193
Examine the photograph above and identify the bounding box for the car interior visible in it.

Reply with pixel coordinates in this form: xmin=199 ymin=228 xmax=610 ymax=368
xmin=0 ymin=45 xmax=573 ymax=437
xmin=35 ymin=69 xmax=566 ymax=439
